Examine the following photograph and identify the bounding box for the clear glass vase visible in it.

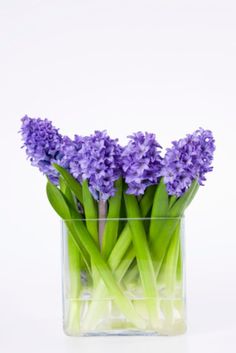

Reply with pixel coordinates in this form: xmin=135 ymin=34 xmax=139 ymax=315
xmin=61 ymin=217 xmax=185 ymax=336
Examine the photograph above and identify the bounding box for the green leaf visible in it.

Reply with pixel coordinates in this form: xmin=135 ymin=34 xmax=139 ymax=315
xmin=150 ymin=181 xmax=199 ymax=279
xmin=67 ymin=231 xmax=81 ymax=298
xmin=149 ymin=179 xmax=169 ymax=243
xmin=46 ymin=181 xmax=71 ymax=220
xmin=169 ymin=179 xmax=199 ymax=216
xmin=59 ymin=176 xmax=78 ymax=211
xmin=107 ymin=224 xmax=132 ymax=271
xmin=82 ymin=180 xmax=98 ymax=243
xmin=169 ymin=195 xmax=177 ymax=209
xmin=47 ymin=180 xmax=91 ymax=275
xmin=139 ymin=185 xmax=156 ymax=216
xmin=151 ymin=178 xmax=169 ymax=217
xmin=150 ymin=219 xmax=180 ymax=278
xmin=184 ymin=180 xmax=199 ymax=209
xmin=157 ymin=222 xmax=180 ymax=294
xmin=115 ymin=245 xmax=136 ymax=283
xmin=101 ymin=178 xmax=122 ymax=259
xmin=59 ymin=175 xmax=67 ymax=193
xmin=53 ymin=164 xmax=83 ymax=204
xmin=81 ymin=180 xmax=99 ymax=284
xmin=66 ymin=219 xmax=92 ymax=278
xmin=176 ymin=240 xmax=183 ymax=283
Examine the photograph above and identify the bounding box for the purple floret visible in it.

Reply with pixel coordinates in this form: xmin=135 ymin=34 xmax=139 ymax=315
xmin=161 ymin=128 xmax=215 ymax=197
xmin=20 ymin=115 xmax=64 ymax=184
xmin=121 ymin=132 xmax=163 ymax=195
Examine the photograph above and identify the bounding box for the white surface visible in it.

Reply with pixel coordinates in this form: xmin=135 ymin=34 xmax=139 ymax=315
xmin=0 ymin=1 xmax=236 ymax=352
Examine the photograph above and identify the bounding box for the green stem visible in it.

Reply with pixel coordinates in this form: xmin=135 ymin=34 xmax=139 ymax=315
xmin=124 ymin=194 xmax=160 ymax=329
xmin=121 ymin=257 xmax=139 ymax=287
xmin=53 ymin=164 xmax=83 ymax=204
xmin=149 ymin=179 xmax=169 ymax=245
xmin=115 ymin=246 xmax=136 ymax=284
xmin=107 ymin=224 xmax=132 ymax=270
xmin=176 ymin=242 xmax=183 ymax=284
xmin=175 ymin=242 xmax=185 ymax=328
xmin=59 ymin=179 xmax=91 ymax=276
xmin=157 ymin=222 xmax=181 ymax=327
xmin=140 ymin=185 xmax=156 ymax=216
xmin=82 ymin=180 xmax=98 ymax=243
xmin=158 ymin=223 xmax=180 ymax=295
xmin=98 ymin=199 xmax=107 ymax=248
xmin=82 ymin=180 xmax=100 ymax=288
xmin=152 ymin=218 xmax=180 ymax=278
xmin=169 ymin=195 xmax=177 ymax=208
xmin=65 ymin=231 xmax=81 ymax=335
xmin=101 ymin=178 xmax=122 ymax=259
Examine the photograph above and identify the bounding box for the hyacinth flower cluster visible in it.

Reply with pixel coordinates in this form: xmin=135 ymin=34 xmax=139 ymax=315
xmin=161 ymin=128 xmax=215 ymax=197
xmin=20 ymin=115 xmax=64 ymax=184
xmin=121 ymin=132 xmax=163 ymax=195
xmin=20 ymin=116 xmax=215 ymax=336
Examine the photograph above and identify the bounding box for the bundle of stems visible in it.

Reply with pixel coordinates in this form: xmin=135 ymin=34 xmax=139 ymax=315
xmin=47 ymin=165 xmax=199 ymax=334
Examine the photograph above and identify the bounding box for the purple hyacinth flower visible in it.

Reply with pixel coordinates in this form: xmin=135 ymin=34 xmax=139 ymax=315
xmin=63 ymin=131 xmax=122 ymax=201
xmin=161 ymin=128 xmax=215 ymax=196
xmin=20 ymin=115 xmax=65 ymax=184
xmin=121 ymin=132 xmax=163 ymax=196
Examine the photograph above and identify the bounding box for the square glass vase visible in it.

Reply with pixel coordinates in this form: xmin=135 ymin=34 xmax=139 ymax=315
xmin=61 ymin=217 xmax=186 ymax=336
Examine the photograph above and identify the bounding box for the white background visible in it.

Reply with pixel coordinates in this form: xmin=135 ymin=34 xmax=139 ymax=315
xmin=0 ymin=0 xmax=236 ymax=352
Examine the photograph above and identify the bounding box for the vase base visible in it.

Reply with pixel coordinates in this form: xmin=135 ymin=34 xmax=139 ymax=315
xmin=64 ymin=323 xmax=186 ymax=337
